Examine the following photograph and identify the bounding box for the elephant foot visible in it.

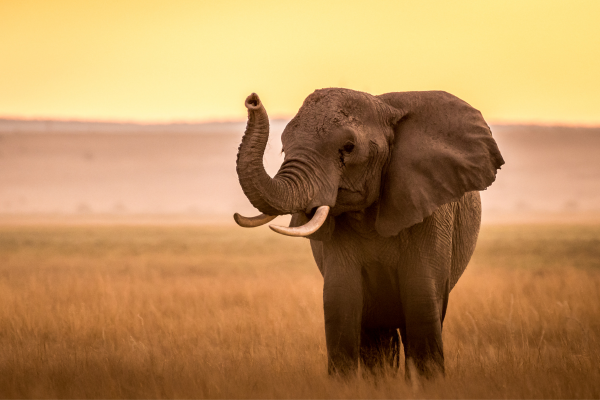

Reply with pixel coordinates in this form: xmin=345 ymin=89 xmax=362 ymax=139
xmin=403 ymin=340 xmax=445 ymax=381
xmin=359 ymin=327 xmax=400 ymax=375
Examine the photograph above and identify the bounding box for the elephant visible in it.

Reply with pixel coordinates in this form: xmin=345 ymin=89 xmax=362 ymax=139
xmin=233 ymin=88 xmax=504 ymax=378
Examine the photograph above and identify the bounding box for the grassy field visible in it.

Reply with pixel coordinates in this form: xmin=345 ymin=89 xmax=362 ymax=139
xmin=0 ymin=224 xmax=599 ymax=398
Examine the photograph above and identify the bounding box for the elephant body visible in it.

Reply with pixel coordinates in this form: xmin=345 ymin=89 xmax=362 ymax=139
xmin=234 ymin=88 xmax=503 ymax=378
xmin=307 ymin=190 xmax=480 ymax=375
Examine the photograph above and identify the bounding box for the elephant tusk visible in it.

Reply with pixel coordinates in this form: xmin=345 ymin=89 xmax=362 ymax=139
xmin=233 ymin=213 xmax=277 ymax=228
xmin=269 ymin=206 xmax=330 ymax=237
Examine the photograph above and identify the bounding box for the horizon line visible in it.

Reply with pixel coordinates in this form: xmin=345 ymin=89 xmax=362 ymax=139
xmin=1 ymin=115 xmax=600 ymax=129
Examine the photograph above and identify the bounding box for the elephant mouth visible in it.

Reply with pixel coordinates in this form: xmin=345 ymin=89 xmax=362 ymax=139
xmin=334 ymin=187 xmax=368 ymax=209
xmin=337 ymin=187 xmax=365 ymax=200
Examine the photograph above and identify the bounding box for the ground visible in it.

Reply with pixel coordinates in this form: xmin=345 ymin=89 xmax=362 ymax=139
xmin=0 ymin=224 xmax=599 ymax=398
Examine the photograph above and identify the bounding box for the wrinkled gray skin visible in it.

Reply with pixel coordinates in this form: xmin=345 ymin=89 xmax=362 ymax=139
xmin=236 ymin=88 xmax=504 ymax=378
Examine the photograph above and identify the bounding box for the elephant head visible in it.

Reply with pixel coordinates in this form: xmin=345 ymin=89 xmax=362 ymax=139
xmin=235 ymin=88 xmax=503 ymax=237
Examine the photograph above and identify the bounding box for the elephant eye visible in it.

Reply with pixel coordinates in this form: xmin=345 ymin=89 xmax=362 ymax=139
xmin=343 ymin=142 xmax=355 ymax=153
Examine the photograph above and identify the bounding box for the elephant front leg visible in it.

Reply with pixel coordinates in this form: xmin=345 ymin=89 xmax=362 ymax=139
xmin=401 ymin=277 xmax=446 ymax=379
xmin=323 ymin=279 xmax=363 ymax=376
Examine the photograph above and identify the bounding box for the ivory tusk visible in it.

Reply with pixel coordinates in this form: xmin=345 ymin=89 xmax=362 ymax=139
xmin=233 ymin=213 xmax=277 ymax=228
xmin=269 ymin=206 xmax=330 ymax=237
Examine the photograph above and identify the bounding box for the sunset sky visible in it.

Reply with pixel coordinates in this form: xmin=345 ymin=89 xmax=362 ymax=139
xmin=1 ymin=0 xmax=599 ymax=124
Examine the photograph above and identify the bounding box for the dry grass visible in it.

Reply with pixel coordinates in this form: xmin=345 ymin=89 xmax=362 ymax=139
xmin=0 ymin=224 xmax=599 ymax=398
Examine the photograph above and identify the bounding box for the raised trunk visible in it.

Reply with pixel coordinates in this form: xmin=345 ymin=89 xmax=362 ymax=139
xmin=236 ymin=93 xmax=312 ymax=215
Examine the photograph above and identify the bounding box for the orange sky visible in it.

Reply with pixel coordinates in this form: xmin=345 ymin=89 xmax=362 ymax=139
xmin=1 ymin=0 xmax=599 ymax=124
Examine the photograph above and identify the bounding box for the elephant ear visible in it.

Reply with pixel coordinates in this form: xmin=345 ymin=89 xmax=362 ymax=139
xmin=375 ymin=91 xmax=504 ymax=237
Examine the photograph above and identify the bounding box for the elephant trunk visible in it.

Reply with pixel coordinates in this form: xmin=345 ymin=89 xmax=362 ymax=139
xmin=236 ymin=93 xmax=313 ymax=215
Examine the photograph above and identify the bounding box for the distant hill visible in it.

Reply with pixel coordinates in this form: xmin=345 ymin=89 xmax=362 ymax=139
xmin=1 ymin=119 xmax=599 ymax=224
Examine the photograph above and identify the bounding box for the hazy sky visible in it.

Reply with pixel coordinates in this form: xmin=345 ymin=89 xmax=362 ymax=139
xmin=1 ymin=0 xmax=599 ymax=124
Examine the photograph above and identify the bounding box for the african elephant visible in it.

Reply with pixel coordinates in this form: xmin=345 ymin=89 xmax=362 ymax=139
xmin=234 ymin=88 xmax=504 ymax=378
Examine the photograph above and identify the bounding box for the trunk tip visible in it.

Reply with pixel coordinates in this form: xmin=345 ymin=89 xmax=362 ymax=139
xmin=245 ymin=93 xmax=262 ymax=110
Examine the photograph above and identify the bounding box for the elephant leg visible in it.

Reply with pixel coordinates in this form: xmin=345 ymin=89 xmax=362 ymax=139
xmin=323 ymin=279 xmax=363 ymax=376
xmin=360 ymin=327 xmax=400 ymax=374
xmin=401 ymin=277 xmax=445 ymax=379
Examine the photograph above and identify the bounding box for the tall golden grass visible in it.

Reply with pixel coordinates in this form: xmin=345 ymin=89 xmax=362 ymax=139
xmin=0 ymin=224 xmax=599 ymax=398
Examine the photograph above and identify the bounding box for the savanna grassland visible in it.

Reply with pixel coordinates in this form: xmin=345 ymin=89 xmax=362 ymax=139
xmin=1 ymin=224 xmax=600 ymax=398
